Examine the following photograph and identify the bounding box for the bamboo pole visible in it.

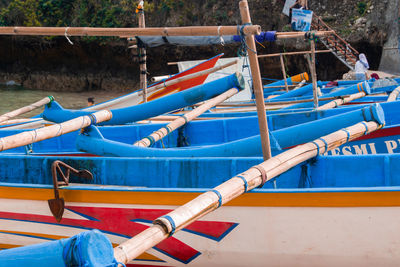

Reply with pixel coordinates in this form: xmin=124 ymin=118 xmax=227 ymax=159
xmin=0 ymin=118 xmax=38 ymax=126
xmin=239 ymin=0 xmax=271 ymax=160
xmin=316 ymin=92 xmax=366 ymax=110
xmin=258 ymin=50 xmax=331 ymax=58
xmin=279 ymin=54 xmax=289 ymax=92
xmin=113 ymin=119 xmax=382 ymax=264
xmin=138 ymin=59 xmax=238 ymax=96
xmin=310 ymin=39 xmax=318 ymax=108
xmin=0 ymin=96 xmax=54 ymax=123
xmin=134 ymin=88 xmax=238 ymax=147
xmin=0 ymin=25 xmax=261 ymax=37
xmin=168 ymin=50 xmax=331 ymax=65
xmin=387 ymin=86 xmax=400 ymax=102
xmin=0 ymin=110 xmax=112 ymax=152
xmin=137 ymin=2 xmax=148 ymax=102
xmin=275 ymin=31 xmax=333 ymax=39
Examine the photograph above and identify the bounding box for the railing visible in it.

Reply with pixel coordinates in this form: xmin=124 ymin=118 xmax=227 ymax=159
xmin=311 ymin=14 xmax=359 ymax=67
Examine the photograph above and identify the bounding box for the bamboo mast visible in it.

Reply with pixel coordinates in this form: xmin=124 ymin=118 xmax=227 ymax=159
xmin=134 ymin=87 xmax=238 ymax=147
xmin=113 ymin=119 xmax=383 ymax=264
xmin=0 ymin=96 xmax=54 ymax=123
xmin=310 ymin=39 xmax=319 ymax=108
xmin=279 ymin=54 xmax=289 ymax=92
xmin=258 ymin=49 xmax=331 ymax=58
xmin=136 ymin=1 xmax=148 ymax=102
xmin=239 ymin=0 xmax=271 ymax=160
xmin=0 ymin=110 xmax=112 ymax=152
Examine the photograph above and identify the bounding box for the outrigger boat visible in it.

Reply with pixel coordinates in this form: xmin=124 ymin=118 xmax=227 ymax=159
xmin=0 ymin=1 xmax=399 ymax=266
xmin=1 ymin=111 xmax=400 ymax=266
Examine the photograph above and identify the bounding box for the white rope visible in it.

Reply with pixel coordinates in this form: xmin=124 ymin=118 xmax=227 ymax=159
xmin=217 ymin=26 xmax=225 ymax=46
xmin=65 ymin=27 xmax=74 ymax=45
xmin=117 ymin=245 xmax=129 ymax=264
xmin=31 ymin=129 xmax=38 ymax=143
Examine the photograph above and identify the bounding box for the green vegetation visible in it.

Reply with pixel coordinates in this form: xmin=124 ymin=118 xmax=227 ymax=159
xmin=357 ymin=1 xmax=367 ymax=15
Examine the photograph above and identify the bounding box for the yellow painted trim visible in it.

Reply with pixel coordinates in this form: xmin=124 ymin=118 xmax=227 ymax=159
xmin=1 ymin=186 xmax=400 ymax=207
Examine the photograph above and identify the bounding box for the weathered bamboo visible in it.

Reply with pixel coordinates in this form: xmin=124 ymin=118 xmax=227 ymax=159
xmin=316 ymin=92 xmax=366 ymax=110
xmin=134 ymin=88 xmax=238 ymax=147
xmin=137 ymin=2 xmax=148 ymax=102
xmin=304 ymin=41 xmax=318 ymax=108
xmin=0 ymin=96 xmax=53 ymax=123
xmin=0 ymin=110 xmax=112 ymax=152
xmin=239 ymin=0 xmax=271 ymax=160
xmin=387 ymin=86 xmax=400 ymax=102
xmin=113 ymin=119 xmax=382 ymax=264
xmin=275 ymin=31 xmax=333 ymax=39
xmin=193 ymin=94 xmax=358 ymax=109
xmin=0 ymin=25 xmax=260 ymax=37
xmin=0 ymin=118 xmax=38 ymax=126
xmin=139 ymin=59 xmax=238 ymax=96
xmin=167 ymin=50 xmax=331 ymax=65
xmin=310 ymin=39 xmax=319 ymax=108
xmin=279 ymin=54 xmax=289 ymax=92
xmin=293 ymin=80 xmax=306 ymax=89
xmin=258 ymin=50 xmax=331 ymax=58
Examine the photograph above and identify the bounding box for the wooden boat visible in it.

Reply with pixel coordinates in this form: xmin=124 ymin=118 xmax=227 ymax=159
xmin=1 ymin=119 xmax=400 ymax=266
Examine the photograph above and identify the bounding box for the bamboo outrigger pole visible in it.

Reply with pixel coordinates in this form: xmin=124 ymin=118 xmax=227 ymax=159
xmin=316 ymin=92 xmax=366 ymax=110
xmin=0 ymin=96 xmax=54 ymax=123
xmin=134 ymin=87 xmax=239 ymax=147
xmin=113 ymin=119 xmax=383 ymax=264
xmin=239 ymin=0 xmax=271 ymax=160
xmin=0 ymin=110 xmax=112 ymax=152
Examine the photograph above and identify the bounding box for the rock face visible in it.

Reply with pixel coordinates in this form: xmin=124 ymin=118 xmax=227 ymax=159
xmin=0 ymin=0 xmax=398 ymax=91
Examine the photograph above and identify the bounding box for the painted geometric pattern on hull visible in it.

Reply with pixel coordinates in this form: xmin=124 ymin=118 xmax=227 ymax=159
xmin=0 ymin=205 xmax=238 ymax=264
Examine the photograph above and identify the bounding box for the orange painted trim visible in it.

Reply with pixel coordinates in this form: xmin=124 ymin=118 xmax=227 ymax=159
xmin=0 ymin=230 xmax=67 ymax=240
xmin=1 ymin=186 xmax=400 ymax=207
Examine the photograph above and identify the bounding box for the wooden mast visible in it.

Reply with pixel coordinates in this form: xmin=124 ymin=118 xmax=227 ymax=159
xmin=239 ymin=0 xmax=271 ymax=160
xmin=310 ymin=39 xmax=319 ymax=108
xmin=137 ymin=1 xmax=148 ymax=102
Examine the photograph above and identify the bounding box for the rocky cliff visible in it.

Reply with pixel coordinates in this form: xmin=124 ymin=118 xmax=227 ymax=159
xmin=0 ymin=0 xmax=397 ymax=91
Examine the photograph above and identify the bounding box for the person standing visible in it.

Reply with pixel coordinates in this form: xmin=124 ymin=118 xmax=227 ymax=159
xmin=355 ymin=53 xmax=370 ymax=80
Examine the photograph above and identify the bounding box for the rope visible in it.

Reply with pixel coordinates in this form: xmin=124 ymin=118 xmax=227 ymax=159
xmin=161 ymin=215 xmax=176 ymax=236
xmin=210 ymin=189 xmax=223 ymax=208
xmin=236 ymin=175 xmax=248 ymax=192
xmin=341 ymin=128 xmax=351 ymax=142
xmin=64 ymin=27 xmax=74 ymax=45
xmin=318 ymin=137 xmax=329 ymax=153
xmin=311 ymin=141 xmax=320 ymax=155
xmin=251 ymin=165 xmax=267 ymax=188
xmin=360 ymin=122 xmax=369 ymax=135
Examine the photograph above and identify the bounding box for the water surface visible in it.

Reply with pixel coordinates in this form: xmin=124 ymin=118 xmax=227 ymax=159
xmin=0 ymin=85 xmax=127 ymax=118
